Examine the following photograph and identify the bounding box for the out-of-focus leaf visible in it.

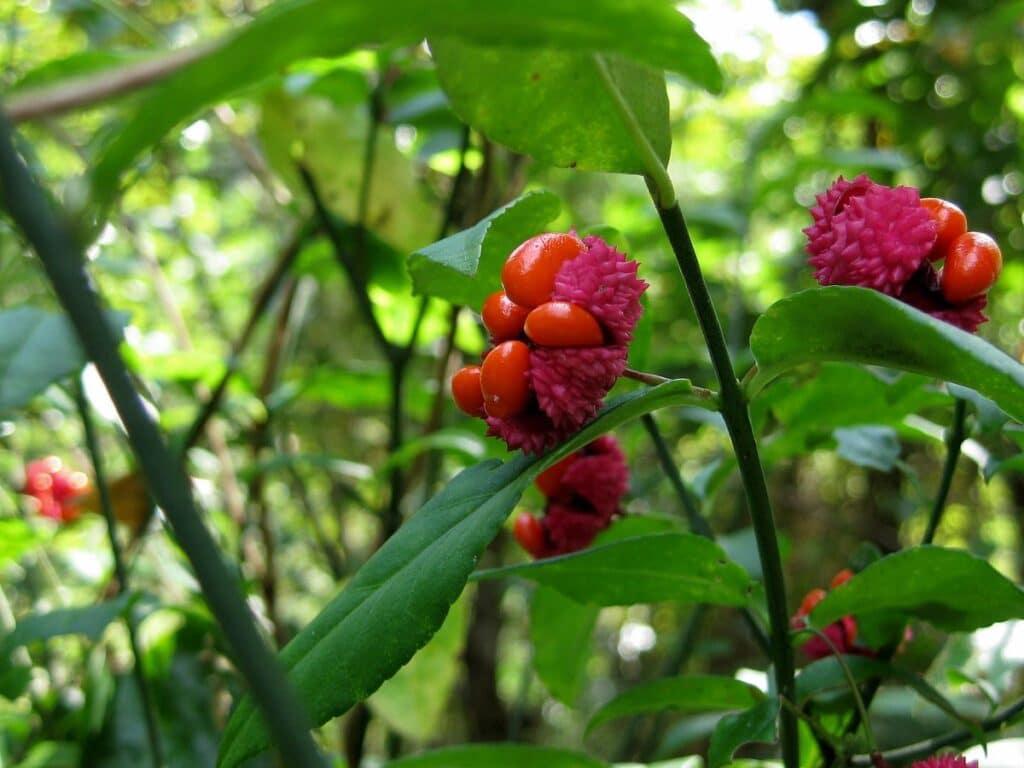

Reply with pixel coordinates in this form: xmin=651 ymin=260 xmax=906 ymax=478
xmin=0 ymin=518 xmax=45 ymax=566
xmin=473 ymin=533 xmax=752 ymax=608
xmin=385 ymin=745 xmax=609 ymax=768
xmin=0 ymin=593 xmax=134 ymax=658
xmin=408 ymin=190 xmax=561 ymax=307
xmin=530 ymin=587 xmax=598 ymax=705
xmin=833 ymin=425 xmax=901 ymax=471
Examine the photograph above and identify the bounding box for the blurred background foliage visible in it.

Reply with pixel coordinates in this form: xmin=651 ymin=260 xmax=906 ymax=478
xmin=0 ymin=0 xmax=1022 ymax=765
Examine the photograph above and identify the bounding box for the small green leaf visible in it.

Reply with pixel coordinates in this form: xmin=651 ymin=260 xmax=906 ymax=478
xmin=473 ymin=533 xmax=752 ymax=608
xmin=0 ymin=519 xmax=45 ymax=566
xmin=587 ymin=675 xmax=763 ymax=734
xmin=707 ymin=698 xmax=778 ymax=768
xmin=833 ymin=425 xmax=901 ymax=471
xmin=0 ymin=308 xmax=125 ymax=414
xmin=810 ymin=546 xmax=1024 ymax=634
xmin=749 ymin=287 xmax=1024 ymax=424
xmin=408 ymin=191 xmax=561 ymax=307
xmin=431 ymin=43 xmax=670 ymax=174
xmin=1 ymin=593 xmax=135 ymax=659
xmin=384 ymin=744 xmax=608 ymax=768
xmin=530 ymin=587 xmax=599 ymax=706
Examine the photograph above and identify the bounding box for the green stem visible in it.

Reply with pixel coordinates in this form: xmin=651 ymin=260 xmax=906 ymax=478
xmin=74 ymin=381 xmax=164 ymax=768
xmin=921 ymin=398 xmax=967 ymax=545
xmin=0 ymin=112 xmax=324 ymax=767
xmin=654 ymin=201 xmax=797 ymax=768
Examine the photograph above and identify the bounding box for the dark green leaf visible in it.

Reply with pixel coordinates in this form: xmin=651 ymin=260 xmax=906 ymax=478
xmin=587 ymin=675 xmax=763 ymax=733
xmin=749 ymin=287 xmax=1024 ymax=424
xmin=833 ymin=425 xmax=901 ymax=471
xmin=87 ymin=0 xmax=719 ymax=211
xmin=530 ymin=587 xmax=598 ymax=706
xmin=473 ymin=533 xmax=752 ymax=608
xmin=385 ymin=744 xmax=608 ymax=768
xmin=408 ymin=191 xmax=561 ymax=307
xmin=219 ymin=378 xmax=714 ymax=764
xmin=431 ymin=44 xmax=669 ymax=173
xmin=811 ymin=546 xmax=1024 ymax=633
xmin=1 ymin=593 xmax=134 ymax=659
xmin=707 ymin=698 xmax=778 ymax=768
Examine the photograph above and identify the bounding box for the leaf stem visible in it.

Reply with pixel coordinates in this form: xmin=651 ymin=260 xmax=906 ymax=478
xmin=0 ymin=111 xmax=324 ymax=768
xmin=623 ymin=367 xmax=670 ymax=386
xmin=921 ymin=398 xmax=967 ymax=545
xmin=653 ymin=200 xmax=798 ymax=768
xmin=74 ymin=381 xmax=165 ymax=768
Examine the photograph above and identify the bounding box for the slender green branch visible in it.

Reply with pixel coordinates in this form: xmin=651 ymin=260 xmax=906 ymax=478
xmin=921 ymin=398 xmax=967 ymax=545
xmin=0 ymin=111 xmax=324 ymax=767
xmin=592 ymin=55 xmax=675 ymax=209
xmin=75 ymin=382 xmax=164 ymax=768
xmin=641 ymin=414 xmax=711 ymax=537
xmin=623 ymin=367 xmax=670 ymax=386
xmin=848 ymin=695 xmax=1024 ymax=766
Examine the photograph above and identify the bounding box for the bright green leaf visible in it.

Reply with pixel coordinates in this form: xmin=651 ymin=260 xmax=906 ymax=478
xmin=587 ymin=675 xmax=763 ymax=734
xmin=408 ymin=190 xmax=561 ymax=307
xmin=431 ymin=43 xmax=670 ymax=174
xmin=810 ymin=546 xmax=1024 ymax=634
xmin=473 ymin=533 xmax=752 ymax=608
xmin=0 ymin=519 xmax=45 ymax=567
xmin=750 ymin=287 xmax=1024 ymax=424
xmin=385 ymin=744 xmax=608 ymax=768
xmin=530 ymin=587 xmax=599 ymax=706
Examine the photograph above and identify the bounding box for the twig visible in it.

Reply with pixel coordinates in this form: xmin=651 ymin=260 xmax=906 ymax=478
xmin=921 ymin=398 xmax=967 ymax=545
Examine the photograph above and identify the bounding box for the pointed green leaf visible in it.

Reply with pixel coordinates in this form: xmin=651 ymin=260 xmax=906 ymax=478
xmin=707 ymin=698 xmax=778 ymax=768
xmin=833 ymin=425 xmax=901 ymax=471
xmin=218 ymin=377 xmax=714 ymax=766
xmin=385 ymin=744 xmax=608 ymax=768
xmin=431 ymin=43 xmax=670 ymax=174
xmin=408 ymin=191 xmax=561 ymax=307
xmin=810 ymin=546 xmax=1024 ymax=634
xmin=749 ymin=287 xmax=1024 ymax=424
xmin=1 ymin=593 xmax=135 ymax=659
xmin=473 ymin=533 xmax=752 ymax=608
xmin=587 ymin=675 xmax=763 ymax=734
xmin=530 ymin=587 xmax=599 ymax=706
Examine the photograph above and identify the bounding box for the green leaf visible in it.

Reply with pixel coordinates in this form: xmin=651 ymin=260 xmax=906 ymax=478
xmin=219 ymin=377 xmax=714 ymax=765
xmin=384 ymin=744 xmax=608 ymax=768
xmin=707 ymin=698 xmax=778 ymax=768
xmin=749 ymin=287 xmax=1024 ymax=424
xmin=473 ymin=533 xmax=752 ymax=608
xmin=0 ymin=593 xmax=134 ymax=659
xmin=530 ymin=587 xmax=599 ymax=705
xmin=833 ymin=425 xmax=901 ymax=471
xmin=0 ymin=308 xmax=123 ymax=414
xmin=810 ymin=546 xmax=1024 ymax=634
xmin=587 ymin=675 xmax=763 ymax=734
xmin=368 ymin=595 xmax=469 ymax=741
xmin=408 ymin=191 xmax=561 ymax=307
xmin=87 ymin=0 xmax=719 ymax=211
xmin=0 ymin=519 xmax=45 ymax=566
xmin=432 ymin=43 xmax=670 ymax=174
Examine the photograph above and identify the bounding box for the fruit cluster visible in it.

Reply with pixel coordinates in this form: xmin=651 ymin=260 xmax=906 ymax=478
xmin=21 ymin=456 xmax=90 ymax=523
xmin=451 ymin=232 xmax=647 ymax=453
xmin=513 ymin=435 xmax=628 ymax=558
xmin=805 ymin=174 xmax=1003 ymax=333
xmin=789 ymin=568 xmax=875 ymax=661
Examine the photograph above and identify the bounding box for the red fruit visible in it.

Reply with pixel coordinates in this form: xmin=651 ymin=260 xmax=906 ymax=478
xmin=51 ymin=470 xmax=89 ymax=503
xmin=513 ymin=513 xmax=546 ymax=557
xmin=940 ymin=232 xmax=1003 ymax=303
xmin=480 ymin=340 xmax=532 ymax=419
xmin=501 ymin=233 xmax=586 ymax=309
xmin=920 ymin=197 xmax=967 ymax=261
xmin=534 ymin=453 xmax=579 ymax=498
xmin=795 ymin=588 xmax=828 ymax=620
xmin=481 ymin=291 xmax=529 ymax=341
xmin=829 ymin=568 xmax=855 ymax=589
xmin=451 ymin=366 xmax=485 ymax=417
xmin=524 ymin=301 xmax=604 ymax=347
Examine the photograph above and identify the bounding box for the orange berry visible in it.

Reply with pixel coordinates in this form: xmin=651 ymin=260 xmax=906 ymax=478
xmin=451 ymin=365 xmax=485 ymax=417
xmin=481 ymin=291 xmax=529 ymax=342
xmin=796 ymin=588 xmax=828 ymax=619
xmin=829 ymin=569 xmax=855 ymax=589
xmin=921 ymin=197 xmax=967 ymax=261
xmin=513 ymin=513 xmax=546 ymax=557
xmin=524 ymin=301 xmax=604 ymax=347
xmin=534 ymin=453 xmax=579 ymax=497
xmin=940 ymin=231 xmax=1003 ymax=303
xmin=501 ymin=233 xmax=586 ymax=308
xmin=480 ymin=340 xmax=532 ymax=419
